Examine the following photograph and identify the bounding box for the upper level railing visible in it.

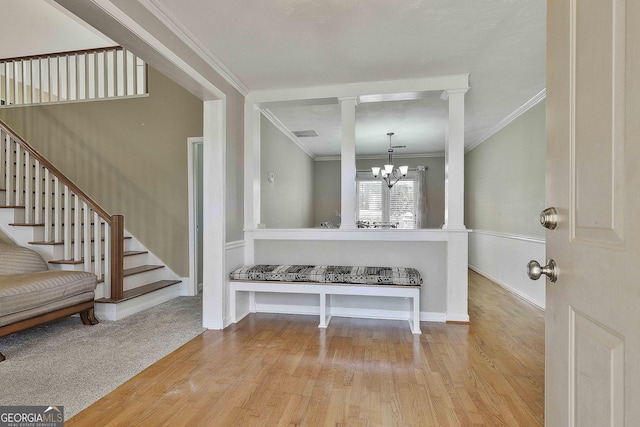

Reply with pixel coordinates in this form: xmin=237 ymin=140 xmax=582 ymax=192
xmin=0 ymin=46 xmax=147 ymax=106
xmin=0 ymin=119 xmax=124 ymax=300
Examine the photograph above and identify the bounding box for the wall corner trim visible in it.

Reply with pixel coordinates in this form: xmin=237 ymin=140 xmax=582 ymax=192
xmin=138 ymin=0 xmax=250 ymax=96
xmin=466 ymin=88 xmax=546 ymax=153
xmin=261 ymin=109 xmax=317 ymax=160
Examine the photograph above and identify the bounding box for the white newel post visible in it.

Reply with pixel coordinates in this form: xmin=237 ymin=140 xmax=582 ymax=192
xmin=443 ymin=88 xmax=470 ymax=322
xmin=339 ymin=97 xmax=358 ymax=230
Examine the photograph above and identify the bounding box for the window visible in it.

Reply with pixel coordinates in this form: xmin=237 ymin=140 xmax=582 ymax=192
xmin=356 ymin=172 xmax=417 ymax=229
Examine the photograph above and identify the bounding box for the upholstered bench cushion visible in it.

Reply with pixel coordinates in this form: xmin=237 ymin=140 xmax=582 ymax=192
xmin=0 ymin=270 xmax=97 ymax=318
xmin=229 ymin=265 xmax=423 ymax=286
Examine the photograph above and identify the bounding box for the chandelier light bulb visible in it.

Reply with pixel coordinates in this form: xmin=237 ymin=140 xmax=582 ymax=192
xmin=371 ymin=132 xmax=409 ymax=189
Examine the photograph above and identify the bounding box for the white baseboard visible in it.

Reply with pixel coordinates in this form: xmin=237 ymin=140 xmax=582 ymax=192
xmin=251 ymin=303 xmax=446 ymax=324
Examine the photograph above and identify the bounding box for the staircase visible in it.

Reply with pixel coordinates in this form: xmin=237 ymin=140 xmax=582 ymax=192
xmin=0 ymin=117 xmax=183 ymax=322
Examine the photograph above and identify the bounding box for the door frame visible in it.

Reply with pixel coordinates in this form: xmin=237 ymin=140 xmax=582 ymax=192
xmin=188 ymin=136 xmax=204 ymax=296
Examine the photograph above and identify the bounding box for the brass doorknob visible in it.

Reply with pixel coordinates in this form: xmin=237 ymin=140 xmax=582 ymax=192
xmin=527 ymin=259 xmax=558 ymax=283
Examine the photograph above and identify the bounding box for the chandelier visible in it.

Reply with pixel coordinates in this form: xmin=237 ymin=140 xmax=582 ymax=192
xmin=371 ymin=132 xmax=408 ymax=189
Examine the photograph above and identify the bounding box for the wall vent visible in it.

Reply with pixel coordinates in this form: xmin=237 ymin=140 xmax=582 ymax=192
xmin=292 ymin=130 xmax=318 ymax=138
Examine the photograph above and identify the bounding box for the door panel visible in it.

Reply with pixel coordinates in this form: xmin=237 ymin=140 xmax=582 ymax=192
xmin=546 ymin=0 xmax=640 ymax=425
xmin=571 ymin=0 xmax=626 ymax=247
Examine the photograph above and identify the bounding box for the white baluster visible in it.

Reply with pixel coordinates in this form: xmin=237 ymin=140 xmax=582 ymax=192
xmin=74 ymin=195 xmax=81 ymax=261
xmin=83 ymin=205 xmax=92 ymax=272
xmin=54 ymin=177 xmax=62 ymax=242
xmin=85 ymin=53 xmax=90 ymax=100
xmin=132 ymin=54 xmax=138 ymax=96
xmin=29 ymin=59 xmax=34 ymax=104
xmin=63 ymin=185 xmax=71 ymax=259
xmin=94 ymin=212 xmax=102 ymax=279
xmin=104 ymin=221 xmax=111 ymax=296
xmin=113 ymin=50 xmax=118 ymax=97
xmin=37 ymin=58 xmax=44 ymax=104
xmin=122 ymin=49 xmax=128 ymax=96
xmin=104 ymin=51 xmax=109 ymax=98
xmin=15 ymin=144 xmax=22 ymax=206
xmin=34 ymin=160 xmax=42 ymax=223
xmin=0 ymin=130 xmax=4 ymax=191
xmin=14 ymin=62 xmax=20 ymax=105
xmin=66 ymin=55 xmax=71 ymax=101
xmin=44 ymin=170 xmax=51 ymax=241
xmin=1 ymin=62 xmax=5 ymax=103
xmin=5 ymin=136 xmax=13 ymax=206
xmin=24 ymin=151 xmax=31 ymax=223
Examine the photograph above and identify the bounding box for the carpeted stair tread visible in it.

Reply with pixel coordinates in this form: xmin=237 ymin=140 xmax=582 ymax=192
xmin=95 ymin=280 xmax=182 ymax=303
xmin=48 ymin=250 xmax=148 ymax=265
xmin=28 ymin=236 xmax=132 ymax=245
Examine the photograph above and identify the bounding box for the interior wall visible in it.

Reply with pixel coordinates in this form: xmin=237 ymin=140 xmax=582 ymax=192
xmin=465 ymin=101 xmax=546 ymax=237
xmin=314 ymin=156 xmax=445 ymax=228
xmin=0 ymin=67 xmax=202 ymax=276
xmin=465 ymin=100 xmax=546 ymax=308
xmin=260 ymin=116 xmax=315 ymax=228
xmin=254 ymin=239 xmax=448 ymax=316
xmin=224 ymin=88 xmax=245 ymax=242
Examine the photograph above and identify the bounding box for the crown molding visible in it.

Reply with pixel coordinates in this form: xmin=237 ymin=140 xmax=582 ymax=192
xmin=315 ymin=152 xmax=445 ymax=162
xmin=261 ymin=109 xmax=316 ymax=160
xmin=466 ymin=88 xmax=546 ymax=153
xmin=139 ymin=0 xmax=249 ymax=96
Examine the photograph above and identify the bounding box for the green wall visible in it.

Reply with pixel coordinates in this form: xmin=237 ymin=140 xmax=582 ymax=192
xmin=260 ymin=116 xmax=315 ymax=228
xmin=0 ymin=68 xmax=203 ymax=275
xmin=465 ymin=101 xmax=546 ymax=237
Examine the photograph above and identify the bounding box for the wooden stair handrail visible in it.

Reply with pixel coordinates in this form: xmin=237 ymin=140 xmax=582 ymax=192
xmin=0 ymin=118 xmax=112 ymax=221
xmin=0 ymin=46 xmax=123 ymax=63
xmin=0 ymin=118 xmax=125 ymax=299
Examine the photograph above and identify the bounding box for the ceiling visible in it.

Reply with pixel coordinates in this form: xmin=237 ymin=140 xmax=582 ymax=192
xmin=0 ymin=0 xmax=113 ymax=59
xmin=148 ymin=0 xmax=546 ymax=157
xmin=2 ymin=0 xmax=546 ymax=158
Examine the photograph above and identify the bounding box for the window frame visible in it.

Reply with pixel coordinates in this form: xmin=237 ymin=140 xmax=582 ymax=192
xmin=355 ymin=171 xmax=418 ymax=229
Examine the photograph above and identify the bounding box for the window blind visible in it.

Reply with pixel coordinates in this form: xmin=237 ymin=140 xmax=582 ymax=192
xmin=356 ymin=173 xmax=417 ymax=229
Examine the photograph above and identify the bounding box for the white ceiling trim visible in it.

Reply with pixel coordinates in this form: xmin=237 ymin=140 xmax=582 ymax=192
xmin=466 ymin=88 xmax=547 ymax=153
xmin=315 ymin=152 xmax=445 ymax=162
xmin=247 ymin=74 xmax=470 ymax=105
xmin=138 ymin=0 xmax=250 ymax=96
xmin=89 ymin=0 xmax=226 ymax=100
xmin=261 ymin=109 xmax=317 ymax=160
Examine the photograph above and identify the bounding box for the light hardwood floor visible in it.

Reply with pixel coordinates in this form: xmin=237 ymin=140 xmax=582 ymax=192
xmin=68 ymin=270 xmax=544 ymax=426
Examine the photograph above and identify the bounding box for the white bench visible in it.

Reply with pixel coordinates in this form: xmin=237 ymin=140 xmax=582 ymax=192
xmin=229 ymin=265 xmax=422 ymax=334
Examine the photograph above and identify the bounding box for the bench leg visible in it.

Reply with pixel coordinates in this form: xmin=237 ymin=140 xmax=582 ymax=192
xmin=410 ymin=295 xmax=421 ymax=334
xmin=319 ymin=293 xmax=331 ymax=328
xmin=249 ymin=291 xmax=256 ymax=313
xmin=230 ymin=287 xmax=237 ymax=323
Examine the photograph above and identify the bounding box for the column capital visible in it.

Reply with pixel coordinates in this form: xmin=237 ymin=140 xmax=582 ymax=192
xmin=440 ymin=87 xmax=470 ymax=101
xmin=338 ymin=96 xmax=359 ymax=105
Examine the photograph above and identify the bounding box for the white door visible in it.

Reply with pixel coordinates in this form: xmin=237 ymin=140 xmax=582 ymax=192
xmin=544 ymin=0 xmax=640 ymax=425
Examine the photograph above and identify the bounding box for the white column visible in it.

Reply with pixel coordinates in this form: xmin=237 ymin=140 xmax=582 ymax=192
xmin=441 ymin=87 xmax=469 ymax=322
xmin=202 ymin=99 xmax=226 ymax=330
xmin=244 ymin=102 xmax=262 ymax=231
xmin=339 ymin=96 xmax=358 ymax=229
xmin=442 ymin=88 xmax=468 ymax=230
xmin=243 ymin=101 xmax=261 ymax=264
